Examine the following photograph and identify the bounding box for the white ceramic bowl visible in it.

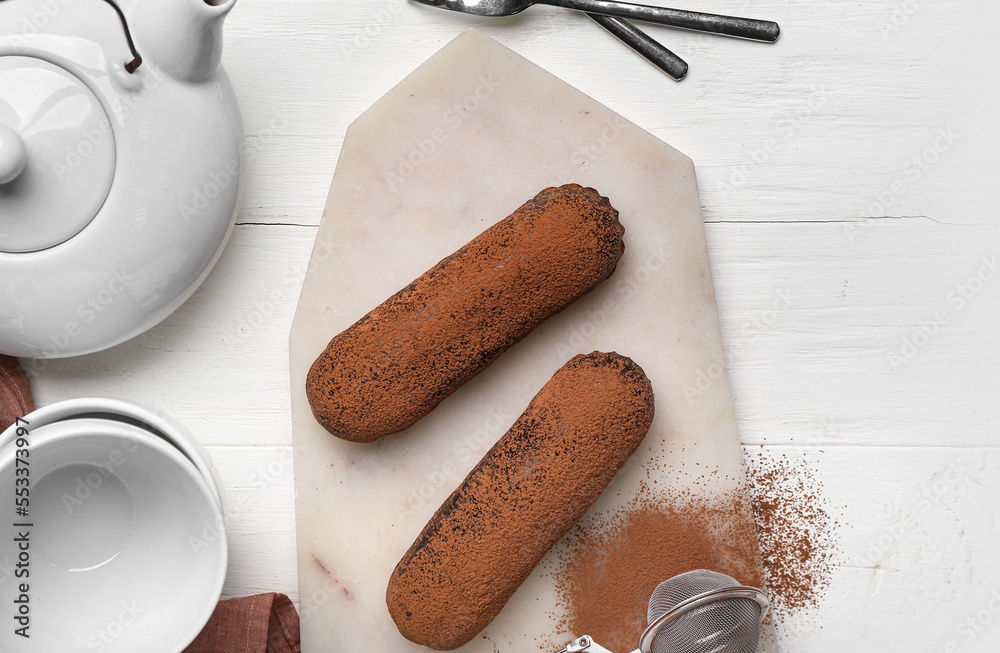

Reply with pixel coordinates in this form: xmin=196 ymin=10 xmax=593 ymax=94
xmin=0 ymin=398 xmax=224 ymax=509
xmin=0 ymin=418 xmax=227 ymax=653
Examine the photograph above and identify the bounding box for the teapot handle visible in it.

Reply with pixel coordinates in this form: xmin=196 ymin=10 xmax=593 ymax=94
xmin=0 ymin=0 xmax=143 ymax=73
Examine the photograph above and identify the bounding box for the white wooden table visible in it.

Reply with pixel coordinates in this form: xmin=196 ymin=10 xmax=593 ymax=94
xmin=24 ymin=1 xmax=1000 ymax=651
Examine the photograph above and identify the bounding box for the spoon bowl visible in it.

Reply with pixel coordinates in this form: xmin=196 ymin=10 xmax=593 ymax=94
xmin=412 ymin=0 xmax=532 ymax=16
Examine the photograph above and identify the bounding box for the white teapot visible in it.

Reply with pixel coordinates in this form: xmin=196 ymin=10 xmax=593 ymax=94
xmin=0 ymin=0 xmax=243 ymax=357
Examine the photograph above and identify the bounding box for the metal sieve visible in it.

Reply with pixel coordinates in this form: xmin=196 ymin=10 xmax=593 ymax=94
xmin=641 ymin=570 xmax=769 ymax=653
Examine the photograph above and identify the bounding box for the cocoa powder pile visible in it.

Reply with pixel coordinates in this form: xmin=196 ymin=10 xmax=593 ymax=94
xmin=307 ymin=184 xmax=626 ymax=443
xmin=387 ymin=352 xmax=654 ymax=651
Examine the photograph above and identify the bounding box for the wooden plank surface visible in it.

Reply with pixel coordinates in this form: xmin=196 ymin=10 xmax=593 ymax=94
xmin=21 ymin=1 xmax=1000 ymax=651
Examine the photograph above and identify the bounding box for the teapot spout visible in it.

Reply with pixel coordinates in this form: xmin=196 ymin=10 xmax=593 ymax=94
xmin=132 ymin=0 xmax=236 ymax=83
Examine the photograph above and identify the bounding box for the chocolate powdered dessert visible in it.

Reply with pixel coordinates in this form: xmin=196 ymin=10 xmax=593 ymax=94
xmin=386 ymin=352 xmax=655 ymax=650
xmin=306 ymin=185 xmax=626 ymax=443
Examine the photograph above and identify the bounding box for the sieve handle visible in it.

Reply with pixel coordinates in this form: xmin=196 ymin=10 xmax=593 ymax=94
xmin=555 ymin=635 xmax=619 ymax=653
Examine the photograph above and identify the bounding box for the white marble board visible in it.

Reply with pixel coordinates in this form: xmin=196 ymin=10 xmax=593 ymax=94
xmin=289 ymin=30 xmax=769 ymax=653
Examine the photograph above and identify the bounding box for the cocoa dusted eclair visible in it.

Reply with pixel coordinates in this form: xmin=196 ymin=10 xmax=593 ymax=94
xmin=306 ymin=185 xmax=626 ymax=443
xmin=386 ymin=351 xmax=655 ymax=650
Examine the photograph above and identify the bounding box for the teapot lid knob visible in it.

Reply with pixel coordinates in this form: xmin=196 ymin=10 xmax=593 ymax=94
xmin=0 ymin=125 xmax=27 ymax=185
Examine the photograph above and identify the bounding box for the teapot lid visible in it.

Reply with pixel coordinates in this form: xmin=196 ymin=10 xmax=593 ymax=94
xmin=0 ymin=55 xmax=116 ymax=253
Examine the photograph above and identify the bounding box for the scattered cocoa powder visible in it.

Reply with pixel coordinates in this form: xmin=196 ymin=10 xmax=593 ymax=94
xmin=553 ymin=483 xmax=764 ymax=653
xmin=307 ymin=184 xmax=626 ymax=443
xmin=386 ymin=352 xmax=654 ymax=651
xmin=551 ymin=449 xmax=839 ymax=651
xmin=745 ymin=449 xmax=838 ymax=616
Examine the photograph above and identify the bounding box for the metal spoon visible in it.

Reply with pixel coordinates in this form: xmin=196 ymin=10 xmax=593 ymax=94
xmin=588 ymin=14 xmax=688 ymax=80
xmin=411 ymin=0 xmax=780 ymax=42
xmin=409 ymin=0 xmax=689 ymax=79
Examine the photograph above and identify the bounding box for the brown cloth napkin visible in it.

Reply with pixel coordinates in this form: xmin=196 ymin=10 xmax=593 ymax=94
xmin=0 ymin=355 xmax=34 ymax=432
xmin=184 ymin=593 xmax=301 ymax=653
xmin=0 ymin=356 xmax=300 ymax=652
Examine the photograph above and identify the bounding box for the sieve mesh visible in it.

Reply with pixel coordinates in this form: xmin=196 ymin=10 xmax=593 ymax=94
xmin=645 ymin=570 xmax=763 ymax=653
